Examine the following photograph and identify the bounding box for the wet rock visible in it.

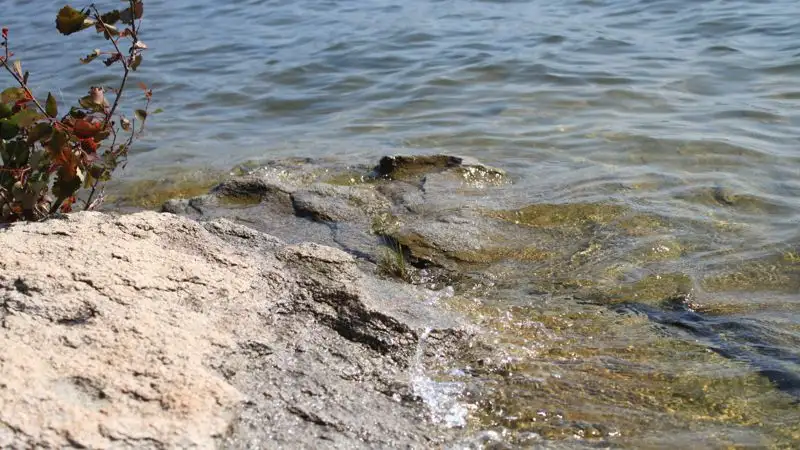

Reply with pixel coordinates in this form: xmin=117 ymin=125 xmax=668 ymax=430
xmin=291 ymin=183 xmax=390 ymax=223
xmin=0 ymin=211 xmax=472 ymax=449
xmin=376 ymin=155 xmax=505 ymax=184
xmin=212 ymin=176 xmax=294 ymax=209
xmin=388 ymin=214 xmax=559 ymax=270
xmin=486 ymin=202 xmax=627 ymax=229
xmin=155 ymin=155 xmax=583 ymax=278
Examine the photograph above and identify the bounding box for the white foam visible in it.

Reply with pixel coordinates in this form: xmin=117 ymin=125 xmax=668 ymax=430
xmin=410 ymin=328 xmax=469 ymax=428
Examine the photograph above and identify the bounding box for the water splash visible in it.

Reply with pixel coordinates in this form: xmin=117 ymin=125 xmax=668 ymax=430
xmin=410 ymin=327 xmax=469 ymax=428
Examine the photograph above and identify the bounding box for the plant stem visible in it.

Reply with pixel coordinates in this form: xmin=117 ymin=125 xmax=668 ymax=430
xmin=91 ymin=5 xmax=132 ymax=128
xmin=0 ymin=59 xmax=48 ymax=117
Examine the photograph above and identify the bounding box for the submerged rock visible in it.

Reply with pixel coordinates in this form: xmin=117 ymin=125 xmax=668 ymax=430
xmin=0 ymin=211 xmax=473 ymax=449
xmin=376 ymin=154 xmax=505 ymax=184
xmin=46 ymin=153 xmax=800 ymax=446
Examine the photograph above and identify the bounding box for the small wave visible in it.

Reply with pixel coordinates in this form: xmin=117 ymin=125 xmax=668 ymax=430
xmin=410 ymin=328 xmax=470 ymax=428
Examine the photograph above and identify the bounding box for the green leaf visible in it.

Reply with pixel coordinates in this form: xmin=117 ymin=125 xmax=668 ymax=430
xmin=3 ymin=139 xmax=27 ymax=162
xmin=55 ymin=6 xmax=92 ymax=35
xmin=9 ymin=109 xmax=41 ymax=128
xmin=130 ymin=54 xmax=142 ymax=70
xmin=27 ymin=122 xmax=53 ymax=144
xmin=134 ymin=109 xmax=147 ymax=122
xmin=152 ymin=108 xmax=164 ymax=114
xmin=45 ymin=92 xmax=58 ymax=117
xmin=47 ymin=129 xmax=69 ymax=156
xmin=0 ymin=103 xmax=12 ymax=119
xmin=28 ymin=149 xmax=47 ymax=171
xmin=1 ymin=87 xmax=25 ymax=103
xmin=0 ymin=119 xmax=19 ymax=140
xmin=100 ymin=10 xmax=122 ymax=25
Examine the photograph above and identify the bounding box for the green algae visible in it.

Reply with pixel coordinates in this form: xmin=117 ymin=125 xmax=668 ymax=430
xmin=701 ymin=257 xmax=800 ymax=293
xmin=487 ymin=202 xmax=627 ymax=229
xmin=216 ymin=193 xmax=263 ymax=207
xmin=616 ymin=213 xmax=668 ymax=236
xmin=444 ymin=295 xmax=800 ymax=447
xmin=468 ymin=358 xmax=799 ymax=446
xmin=448 ymin=246 xmax=551 ymax=264
xmin=782 ymin=250 xmax=800 ymax=264
xmin=602 ymin=273 xmax=693 ymax=305
xmin=681 ymin=186 xmax=791 ymax=215
xmin=635 ymin=239 xmax=685 ymax=262
xmin=107 ymin=171 xmax=226 ymax=209
xmin=323 ymin=170 xmax=375 ymax=186
xmin=386 ymin=229 xmax=553 ymax=267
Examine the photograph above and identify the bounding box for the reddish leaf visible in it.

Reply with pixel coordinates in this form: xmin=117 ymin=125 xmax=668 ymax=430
xmin=60 ymin=196 xmax=76 ymax=213
xmin=72 ymin=119 xmax=103 ymax=139
xmin=120 ymin=2 xmax=144 ymax=25
xmin=80 ymin=138 xmax=98 ymax=153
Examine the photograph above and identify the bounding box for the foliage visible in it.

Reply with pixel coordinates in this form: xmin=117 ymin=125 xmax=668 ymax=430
xmin=378 ymin=237 xmax=411 ymax=282
xmin=0 ymin=1 xmax=154 ymax=222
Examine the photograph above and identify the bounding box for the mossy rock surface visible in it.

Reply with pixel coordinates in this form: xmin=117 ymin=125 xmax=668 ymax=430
xmin=486 ymin=202 xmax=627 ymax=229
xmin=376 ymin=154 xmax=506 ymax=183
xmin=108 ymin=171 xmax=227 ymax=209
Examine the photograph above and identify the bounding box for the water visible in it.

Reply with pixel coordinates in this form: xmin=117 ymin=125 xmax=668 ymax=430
xmin=411 ymin=327 xmax=470 ymax=428
xmin=4 ymin=0 xmax=800 ymax=446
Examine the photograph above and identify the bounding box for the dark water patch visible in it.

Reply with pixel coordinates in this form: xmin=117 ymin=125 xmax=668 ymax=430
xmin=701 ymin=45 xmax=742 ymax=55
xmin=714 ymin=109 xmax=786 ymax=122
xmin=541 ymin=34 xmax=567 ymax=44
xmin=616 ymin=302 xmax=800 ymax=398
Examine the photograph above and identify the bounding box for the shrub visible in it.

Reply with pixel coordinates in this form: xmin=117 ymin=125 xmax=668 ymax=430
xmin=0 ymin=1 xmax=153 ymax=222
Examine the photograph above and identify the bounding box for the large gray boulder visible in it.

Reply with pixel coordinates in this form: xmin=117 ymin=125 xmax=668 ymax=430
xmin=0 ymin=211 xmax=472 ymax=449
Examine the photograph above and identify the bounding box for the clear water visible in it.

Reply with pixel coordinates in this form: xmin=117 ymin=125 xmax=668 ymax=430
xmin=411 ymin=327 xmax=470 ymax=428
xmin=4 ymin=0 xmax=800 ymax=446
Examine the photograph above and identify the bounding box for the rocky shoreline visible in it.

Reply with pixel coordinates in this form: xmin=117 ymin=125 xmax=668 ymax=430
xmin=3 ymin=155 xmax=799 ymax=448
xmin=0 ymin=208 xmax=477 ymax=448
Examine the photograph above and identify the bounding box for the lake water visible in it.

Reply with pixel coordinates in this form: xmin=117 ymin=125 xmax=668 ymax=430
xmin=4 ymin=0 xmax=799 ymax=446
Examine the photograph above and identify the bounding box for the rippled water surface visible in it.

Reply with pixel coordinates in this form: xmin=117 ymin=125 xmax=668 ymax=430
xmin=5 ymin=0 xmax=800 ymax=446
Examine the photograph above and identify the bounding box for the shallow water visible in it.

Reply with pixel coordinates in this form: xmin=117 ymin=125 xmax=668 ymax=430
xmin=4 ymin=0 xmax=800 ymax=446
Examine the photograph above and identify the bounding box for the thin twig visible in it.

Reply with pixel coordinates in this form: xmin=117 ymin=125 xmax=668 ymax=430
xmin=0 ymin=56 xmax=48 ymax=117
xmin=83 ymin=2 xmax=142 ymax=211
xmin=90 ymin=5 xmax=132 ymax=128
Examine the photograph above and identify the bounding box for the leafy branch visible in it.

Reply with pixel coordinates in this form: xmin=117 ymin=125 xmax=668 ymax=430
xmin=0 ymin=1 xmax=153 ymax=222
